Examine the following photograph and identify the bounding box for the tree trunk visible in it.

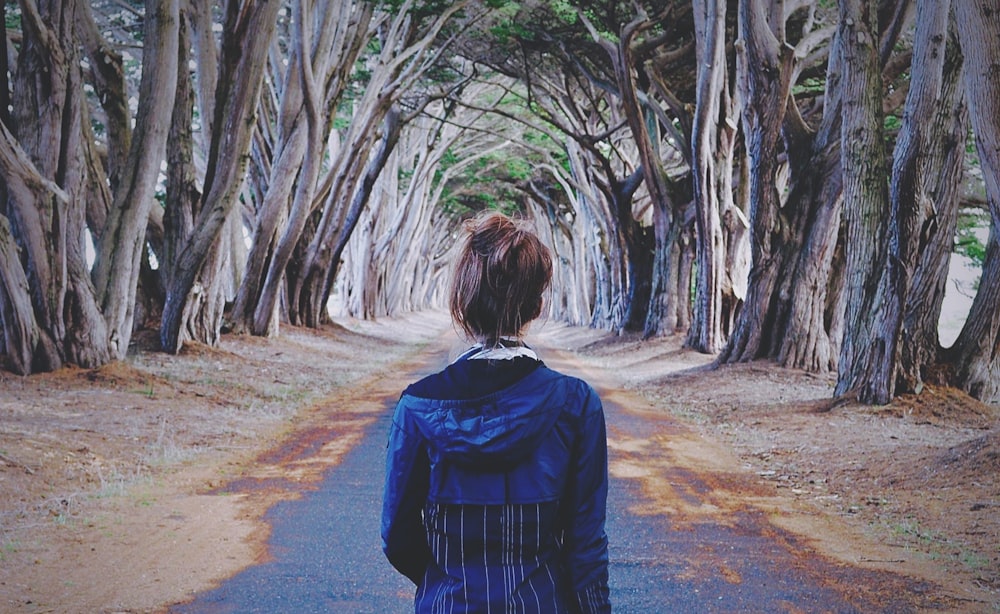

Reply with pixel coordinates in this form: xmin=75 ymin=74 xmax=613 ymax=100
xmin=674 ymin=219 xmax=695 ymax=332
xmin=287 ymin=1 xmax=467 ymax=328
xmin=75 ymin=0 xmax=130 ymax=195
xmin=720 ymin=0 xmax=795 ymax=364
xmin=6 ymin=0 xmax=109 ymax=370
xmin=0 ymin=207 xmax=45 ymax=373
xmin=686 ymin=0 xmax=737 ymax=353
xmin=607 ymin=15 xmax=678 ymax=339
xmin=163 ymin=6 xmax=199 ymax=299
xmin=564 ymin=140 xmax=629 ymax=331
xmin=711 ymin=3 xmax=844 ymax=372
xmin=295 ymin=107 xmax=402 ymax=326
xmin=898 ymin=26 xmax=967 ymax=391
xmin=834 ymin=0 xmax=893 ymax=402
xmin=885 ymin=0 xmax=957 ymax=394
xmin=233 ymin=0 xmax=375 ymax=336
xmin=769 ymin=96 xmax=845 ymax=372
xmin=160 ymin=0 xmax=280 ymax=353
xmin=92 ymin=0 xmax=179 ymax=358
xmin=946 ymin=0 xmax=1000 ymax=402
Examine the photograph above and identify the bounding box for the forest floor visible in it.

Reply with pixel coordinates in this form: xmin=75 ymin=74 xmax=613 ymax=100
xmin=0 ymin=311 xmax=997 ymax=613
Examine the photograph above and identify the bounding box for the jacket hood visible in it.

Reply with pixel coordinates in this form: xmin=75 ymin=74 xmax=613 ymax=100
xmin=400 ymin=367 xmax=562 ymax=470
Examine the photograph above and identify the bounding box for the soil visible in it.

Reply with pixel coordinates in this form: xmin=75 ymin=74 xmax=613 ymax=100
xmin=1 ymin=312 xmax=997 ymax=613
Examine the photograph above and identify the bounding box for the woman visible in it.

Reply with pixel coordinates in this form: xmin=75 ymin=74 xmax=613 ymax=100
xmin=381 ymin=212 xmax=611 ymax=613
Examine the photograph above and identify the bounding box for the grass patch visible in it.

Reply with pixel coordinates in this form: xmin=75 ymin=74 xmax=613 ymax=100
xmin=883 ymin=517 xmax=992 ymax=575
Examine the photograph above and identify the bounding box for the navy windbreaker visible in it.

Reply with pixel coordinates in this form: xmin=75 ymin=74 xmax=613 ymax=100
xmin=381 ymin=352 xmax=611 ymax=613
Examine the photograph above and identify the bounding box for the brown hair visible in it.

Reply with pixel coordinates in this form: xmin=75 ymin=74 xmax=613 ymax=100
xmin=449 ymin=212 xmax=552 ymax=344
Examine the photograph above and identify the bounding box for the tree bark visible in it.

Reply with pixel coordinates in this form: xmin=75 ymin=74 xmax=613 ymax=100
xmin=160 ymin=0 xmax=280 ymax=353
xmin=686 ymin=0 xmax=739 ymax=353
xmin=92 ymin=0 xmax=179 ymax=358
xmin=713 ymin=4 xmax=843 ymax=373
xmin=75 ymin=0 xmax=130 ymax=195
xmin=884 ymin=0 xmax=955 ymax=394
xmin=0 ymin=201 xmax=47 ymax=374
xmin=296 ymin=107 xmax=402 ymax=326
xmin=287 ymin=1 xmax=467 ymax=328
xmin=899 ymin=25 xmax=967 ymax=391
xmin=6 ymin=0 xmax=109 ymax=370
xmin=946 ymin=0 xmax=1000 ymax=402
xmin=720 ymin=0 xmax=795 ymax=363
xmin=584 ymin=10 xmax=679 ymax=339
xmin=232 ymin=0 xmax=375 ymax=336
xmin=834 ymin=0 xmax=893 ymax=402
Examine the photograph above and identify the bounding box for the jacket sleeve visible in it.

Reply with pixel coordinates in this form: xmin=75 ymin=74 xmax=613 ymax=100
xmin=381 ymin=398 xmax=431 ymax=585
xmin=562 ymin=384 xmax=611 ymax=613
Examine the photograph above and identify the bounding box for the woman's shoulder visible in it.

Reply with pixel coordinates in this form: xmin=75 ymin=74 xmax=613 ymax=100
xmin=529 ymin=365 xmax=602 ymax=413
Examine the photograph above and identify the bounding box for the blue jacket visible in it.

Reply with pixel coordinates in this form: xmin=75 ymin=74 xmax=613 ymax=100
xmin=381 ymin=353 xmax=610 ymax=613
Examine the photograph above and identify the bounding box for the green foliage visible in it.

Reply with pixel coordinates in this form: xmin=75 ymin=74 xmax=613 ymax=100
xmin=488 ymin=0 xmax=579 ymax=44
xmin=490 ymin=21 xmax=533 ymax=44
xmin=954 ymin=208 xmax=989 ymax=269
xmin=488 ymin=2 xmax=534 ymax=44
xmin=792 ymin=77 xmax=825 ymax=96
xmin=4 ymin=2 xmax=19 ymax=31
xmin=550 ymin=0 xmax=579 ymax=25
xmin=966 ymin=129 xmax=980 ymax=160
xmin=377 ymin=0 xmax=467 ymax=23
xmin=580 ymin=7 xmax=617 ymax=43
xmin=435 ymin=147 xmax=533 ymax=218
xmin=505 ymin=156 xmax=532 ymax=181
xmin=882 ymin=113 xmax=902 ymax=149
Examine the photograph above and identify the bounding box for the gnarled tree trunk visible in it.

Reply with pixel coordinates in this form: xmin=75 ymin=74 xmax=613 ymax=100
xmin=898 ymin=25 xmax=967 ymax=392
xmin=945 ymin=0 xmax=1000 ymax=402
xmin=834 ymin=0 xmax=893 ymax=402
xmin=160 ymin=0 xmax=280 ymax=353
xmin=719 ymin=0 xmax=795 ymax=364
xmin=884 ymin=0 xmax=959 ymax=395
xmin=686 ymin=0 xmax=742 ymax=353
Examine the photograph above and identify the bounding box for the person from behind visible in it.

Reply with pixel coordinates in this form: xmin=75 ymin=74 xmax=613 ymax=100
xmin=381 ymin=211 xmax=611 ymax=613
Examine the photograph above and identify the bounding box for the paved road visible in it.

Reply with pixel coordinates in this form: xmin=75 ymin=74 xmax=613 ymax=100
xmin=170 ymin=336 xmax=940 ymax=613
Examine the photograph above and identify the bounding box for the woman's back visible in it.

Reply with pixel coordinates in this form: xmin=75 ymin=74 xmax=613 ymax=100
xmin=381 ymin=212 xmax=610 ymax=613
xmin=383 ymin=349 xmax=609 ymax=613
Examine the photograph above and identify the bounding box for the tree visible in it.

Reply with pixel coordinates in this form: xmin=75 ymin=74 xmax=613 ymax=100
xmin=946 ymin=0 xmax=1000 ymax=402
xmin=284 ymin=0 xmax=470 ymax=329
xmin=833 ymin=0 xmax=892 ymax=400
xmin=834 ymin=0 xmax=973 ymax=404
xmin=1 ymin=0 xmax=178 ymax=373
xmin=880 ymin=0 xmax=960 ymax=397
xmin=229 ymin=0 xmax=378 ymax=337
xmin=719 ymin=1 xmax=915 ymax=380
xmin=897 ymin=25 xmax=967 ymax=395
xmin=719 ymin=0 xmax=794 ymax=364
xmin=466 ymin=0 xmax=697 ymax=335
xmin=337 ymin=88 xmax=510 ymax=319
xmin=580 ymin=7 xmax=685 ymax=338
xmin=159 ymin=0 xmax=281 ymax=353
xmin=686 ymin=0 xmax=745 ymax=353
xmin=92 ymin=0 xmax=180 ymax=355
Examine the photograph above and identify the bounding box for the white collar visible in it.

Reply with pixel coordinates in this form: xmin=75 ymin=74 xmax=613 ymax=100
xmin=464 ymin=340 xmax=538 ymax=361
